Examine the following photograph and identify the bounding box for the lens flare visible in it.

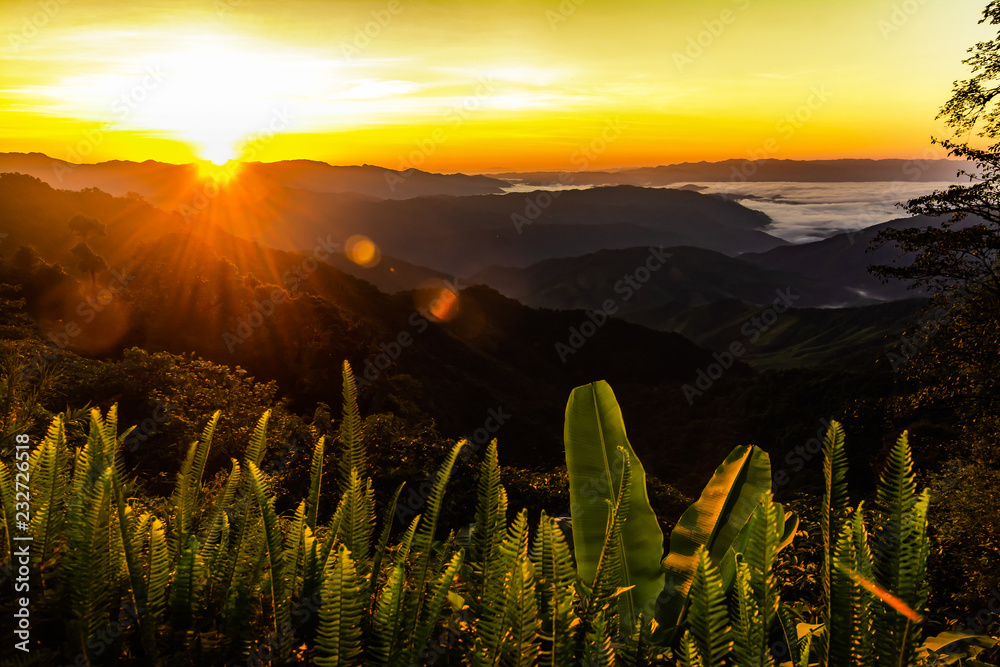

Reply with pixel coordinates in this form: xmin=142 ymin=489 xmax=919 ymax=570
xmin=346 ymin=235 xmax=380 ymax=268
xmin=416 ymin=279 xmax=461 ymax=322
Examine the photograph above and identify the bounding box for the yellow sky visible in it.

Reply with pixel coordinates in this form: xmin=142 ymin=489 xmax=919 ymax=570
xmin=0 ymin=0 xmax=992 ymax=171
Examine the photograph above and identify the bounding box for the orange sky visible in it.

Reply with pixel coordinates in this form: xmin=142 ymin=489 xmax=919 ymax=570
xmin=0 ymin=0 xmax=992 ymax=171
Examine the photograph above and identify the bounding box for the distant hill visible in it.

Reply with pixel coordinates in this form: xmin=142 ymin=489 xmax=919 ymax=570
xmin=0 ymin=171 xmax=919 ymax=493
xmin=196 ymin=184 xmax=785 ymax=275
xmin=0 ymin=152 xmax=510 ymax=203
xmin=639 ymin=297 xmax=929 ymax=369
xmin=470 ymin=245 xmax=855 ymax=314
xmin=0 ymin=172 xmax=183 ymax=264
xmin=325 ymin=251 xmax=454 ymax=294
xmin=0 ymin=173 xmax=751 ymax=472
xmin=496 ymin=158 xmax=969 ymax=186
xmin=0 ymin=160 xmax=788 ymax=275
xmin=740 ymin=214 xmax=986 ymax=301
xmin=465 ymin=243 xmax=937 ymax=371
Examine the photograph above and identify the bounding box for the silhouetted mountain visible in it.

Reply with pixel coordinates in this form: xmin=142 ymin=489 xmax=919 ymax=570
xmin=0 ymin=174 xmax=751 ymax=470
xmin=638 ymin=297 xmax=928 ymax=369
xmin=496 ymin=158 xmax=969 ymax=186
xmin=0 ymin=172 xmax=183 ymax=264
xmin=0 ymin=172 xmax=917 ymax=493
xmin=740 ymin=214 xmax=987 ymax=301
xmin=0 ymin=161 xmax=787 ymax=275
xmin=189 ymin=184 xmax=784 ymax=275
xmin=0 ymin=152 xmax=510 ymax=204
xmin=470 ymin=245 xmax=855 ymax=315
xmin=326 ymin=251 xmax=455 ymax=294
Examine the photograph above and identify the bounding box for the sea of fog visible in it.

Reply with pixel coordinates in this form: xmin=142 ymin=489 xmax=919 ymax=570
xmin=499 ymin=181 xmax=963 ymax=244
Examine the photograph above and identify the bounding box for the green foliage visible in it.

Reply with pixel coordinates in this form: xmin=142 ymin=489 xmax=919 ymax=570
xmin=0 ymin=374 xmax=993 ymax=666
xmin=337 ymin=360 xmax=365 ymax=494
xmin=563 ymin=380 xmax=665 ymax=635
xmin=658 ymin=442 xmax=774 ymax=643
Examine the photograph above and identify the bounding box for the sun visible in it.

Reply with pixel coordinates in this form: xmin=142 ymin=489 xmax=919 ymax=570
xmin=123 ymin=36 xmax=316 ymax=163
xmin=202 ymin=143 xmax=236 ymax=166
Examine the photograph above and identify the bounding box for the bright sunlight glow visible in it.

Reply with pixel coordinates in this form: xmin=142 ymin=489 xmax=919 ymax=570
xmin=122 ymin=37 xmax=316 ymax=162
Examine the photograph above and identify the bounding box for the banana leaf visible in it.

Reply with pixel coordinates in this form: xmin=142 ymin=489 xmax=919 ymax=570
xmin=657 ymin=443 xmax=772 ymax=642
xmin=564 ymin=380 xmax=665 ymax=628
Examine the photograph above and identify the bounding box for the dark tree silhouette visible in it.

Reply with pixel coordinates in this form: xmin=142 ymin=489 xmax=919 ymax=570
xmin=68 ymin=214 xmax=107 ymax=242
xmin=871 ymin=0 xmax=1000 ymax=293
xmin=868 ymin=3 xmax=1000 ymax=612
xmin=71 ymin=241 xmax=108 ymax=291
xmin=869 ymin=1 xmax=1000 ymax=417
xmin=67 ymin=215 xmax=108 ymax=291
xmin=12 ymin=244 xmax=44 ymax=275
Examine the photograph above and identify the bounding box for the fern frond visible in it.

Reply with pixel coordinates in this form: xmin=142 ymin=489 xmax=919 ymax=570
xmin=338 ymin=361 xmax=365 ymax=493
xmin=530 ymin=509 xmax=579 ymax=665
xmin=870 ymin=432 xmax=930 ymax=667
xmin=402 ymin=440 xmax=467 ymax=648
xmin=30 ymin=414 xmax=69 ymax=570
xmin=820 ymin=420 xmax=849 ymax=666
xmin=584 ymin=609 xmax=617 ymax=667
xmin=409 ymin=549 xmax=466 ymax=664
xmin=368 ymin=481 xmax=405 ymax=602
xmin=168 ymin=535 xmax=202 ymax=630
xmin=334 ymin=469 xmax=375 ymax=581
xmin=730 ymin=558 xmax=763 ymax=667
xmin=745 ymin=492 xmax=782 ymax=637
xmin=306 ymin=434 xmax=326 ymax=530
xmin=0 ymin=460 xmax=15 ymax=565
xmin=64 ymin=461 xmax=113 ymax=657
xmin=244 ymin=409 xmax=272 ymax=468
xmin=247 ymin=461 xmax=291 ymax=659
xmin=170 ymin=412 xmax=218 ymax=561
xmin=679 ymin=629 xmax=705 ymax=667
xmin=686 ymin=547 xmax=731 ymax=667
xmin=369 ymin=560 xmax=406 ymax=665
xmin=109 ymin=456 xmax=156 ymax=660
xmin=473 ymin=439 xmax=508 ymax=584
xmin=504 ymin=553 xmax=542 ymax=667
xmin=828 ymin=522 xmax=860 ymax=667
xmin=314 ymin=545 xmax=365 ymax=667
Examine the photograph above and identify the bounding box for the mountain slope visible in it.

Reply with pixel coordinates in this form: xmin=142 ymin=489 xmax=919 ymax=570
xmin=193 ymin=184 xmax=785 ymax=274
xmin=740 ymin=214 xmax=986 ymax=300
xmin=0 ymin=152 xmax=510 ymax=202
xmin=470 ymin=245 xmax=855 ymax=314
xmin=496 ymin=158 xmax=969 ymax=186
